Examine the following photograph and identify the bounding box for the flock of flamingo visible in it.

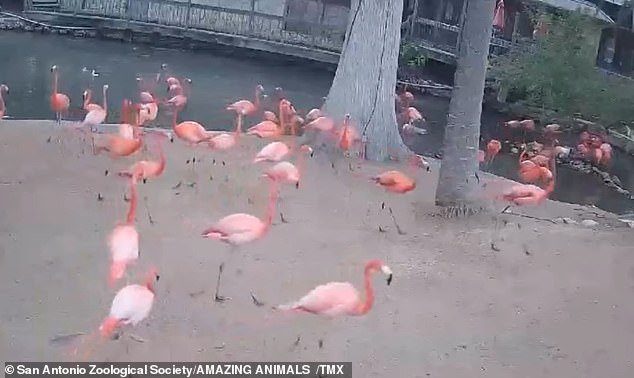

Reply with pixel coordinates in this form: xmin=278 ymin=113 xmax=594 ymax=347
xmin=0 ymin=62 xmax=606 ymax=359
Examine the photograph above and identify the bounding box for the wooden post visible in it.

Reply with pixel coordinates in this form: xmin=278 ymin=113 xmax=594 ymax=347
xmin=312 ymin=0 xmax=325 ymax=46
xmin=408 ymin=0 xmax=419 ymax=40
xmin=248 ymin=0 xmax=255 ymax=34
xmin=185 ymin=0 xmax=192 ymax=29
xmin=455 ymin=0 xmax=467 ymax=52
xmin=511 ymin=11 xmax=520 ymax=43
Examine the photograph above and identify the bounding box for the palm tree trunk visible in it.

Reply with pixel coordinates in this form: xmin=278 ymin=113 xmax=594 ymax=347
xmin=322 ymin=0 xmax=409 ymax=162
xmin=435 ymin=0 xmax=497 ymax=212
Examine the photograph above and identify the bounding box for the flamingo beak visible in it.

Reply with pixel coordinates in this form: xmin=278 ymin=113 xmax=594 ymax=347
xmin=295 ymin=181 xmax=300 ymax=189
xmin=381 ymin=265 xmax=393 ymax=285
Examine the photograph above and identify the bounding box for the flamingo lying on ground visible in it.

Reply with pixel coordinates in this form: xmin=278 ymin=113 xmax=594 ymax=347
xmin=107 ymin=175 xmax=140 ymax=287
xmin=262 ymin=145 xmax=314 ymax=189
xmin=274 ymin=259 xmax=393 ymax=317
xmin=0 ymin=84 xmax=8 ymax=119
xmin=201 ymin=177 xmax=279 ymax=302
xmin=50 ymin=65 xmax=70 ymax=126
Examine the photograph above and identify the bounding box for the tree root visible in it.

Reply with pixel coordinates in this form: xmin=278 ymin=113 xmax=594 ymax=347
xmin=436 ymin=204 xmax=484 ymax=218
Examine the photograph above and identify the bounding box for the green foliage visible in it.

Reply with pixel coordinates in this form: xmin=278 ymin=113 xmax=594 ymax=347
xmin=489 ymin=11 xmax=634 ymax=128
xmin=399 ymin=42 xmax=428 ymax=68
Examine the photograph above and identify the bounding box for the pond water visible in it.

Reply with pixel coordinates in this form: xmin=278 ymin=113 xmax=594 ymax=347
xmin=1 ymin=31 xmax=633 ymax=214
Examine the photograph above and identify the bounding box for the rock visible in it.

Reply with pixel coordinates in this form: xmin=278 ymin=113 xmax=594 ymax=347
xmin=581 ymin=219 xmax=599 ymax=227
xmin=618 ymin=219 xmax=634 ymax=228
xmin=560 ymin=217 xmax=577 ymax=224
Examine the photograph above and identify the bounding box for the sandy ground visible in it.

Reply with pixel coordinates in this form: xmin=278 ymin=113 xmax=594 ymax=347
xmin=0 ymin=120 xmax=633 ymax=377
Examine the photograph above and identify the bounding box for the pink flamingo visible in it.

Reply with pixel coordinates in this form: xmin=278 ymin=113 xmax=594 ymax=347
xmin=82 ymin=88 xmax=104 ymax=113
xmin=246 ymin=120 xmax=282 ymax=139
xmin=80 ymin=84 xmax=108 ymax=130
xmin=171 ymin=110 xmax=213 ymax=146
xmin=274 ymin=259 xmax=393 ymax=317
xmin=253 ymin=141 xmax=291 ymax=163
xmin=165 ymin=78 xmax=191 ymax=111
xmin=72 ymin=267 xmax=159 ymax=360
xmin=118 ymin=131 xmax=168 ymax=183
xmin=100 ymin=267 xmax=159 ymax=337
xmin=262 ymin=145 xmax=314 ymax=188
xmin=0 ymin=84 xmax=8 ymax=119
xmin=107 ymin=175 xmax=139 ymax=287
xmin=201 ymin=178 xmax=279 ymax=301
xmin=50 ymin=65 xmax=70 ymax=126
xmin=305 ymin=108 xmax=323 ymax=122
xmin=207 ymin=111 xmax=243 ymax=151
xmin=485 ymin=139 xmax=502 ymax=164
xmin=227 ymin=84 xmax=264 ymax=125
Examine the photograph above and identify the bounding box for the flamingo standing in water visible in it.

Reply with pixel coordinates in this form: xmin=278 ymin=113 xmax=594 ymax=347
xmin=201 ymin=177 xmax=279 ymax=301
xmin=165 ymin=78 xmax=191 ymax=111
xmin=107 ymin=175 xmax=140 ymax=287
xmin=50 ymin=65 xmax=70 ymax=126
xmin=484 ymin=139 xmax=502 ymax=165
xmin=274 ymin=259 xmax=393 ymax=317
xmin=262 ymin=145 xmax=314 ymax=189
xmin=502 ymin=153 xmax=556 ymax=206
xmin=0 ymin=84 xmax=8 ymax=119
xmin=227 ymin=84 xmax=264 ymax=130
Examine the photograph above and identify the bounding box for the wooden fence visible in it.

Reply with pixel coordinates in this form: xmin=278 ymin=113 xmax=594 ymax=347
xmin=44 ymin=0 xmax=347 ymax=52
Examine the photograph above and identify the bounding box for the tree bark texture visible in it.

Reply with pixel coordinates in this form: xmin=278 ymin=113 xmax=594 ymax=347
xmin=435 ymin=0 xmax=496 ymax=207
xmin=322 ymin=0 xmax=408 ymax=162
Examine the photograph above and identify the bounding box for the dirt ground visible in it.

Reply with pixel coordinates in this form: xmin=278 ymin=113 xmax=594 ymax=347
xmin=0 ymin=120 xmax=633 ymax=377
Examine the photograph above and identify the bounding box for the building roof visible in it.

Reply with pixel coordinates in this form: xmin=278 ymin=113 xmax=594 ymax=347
xmin=538 ymin=0 xmax=615 ymax=23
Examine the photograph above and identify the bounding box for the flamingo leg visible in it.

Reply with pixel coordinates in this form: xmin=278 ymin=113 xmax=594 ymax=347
xmin=215 ymin=245 xmax=237 ymax=302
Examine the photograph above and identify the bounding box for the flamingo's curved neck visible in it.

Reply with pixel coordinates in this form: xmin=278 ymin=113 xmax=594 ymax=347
xmin=83 ymin=90 xmax=91 ymax=109
xmin=53 ymin=72 xmax=59 ymax=95
xmin=356 ymin=266 xmax=376 ymax=315
xmin=519 ymin=148 xmax=527 ymax=164
xmin=144 ymin=271 xmax=156 ymax=293
xmin=126 ymin=177 xmax=138 ymax=225
xmin=122 ymin=101 xmax=129 ymax=124
xmin=262 ymin=180 xmax=279 ymax=232
xmin=279 ymin=101 xmax=285 ymax=135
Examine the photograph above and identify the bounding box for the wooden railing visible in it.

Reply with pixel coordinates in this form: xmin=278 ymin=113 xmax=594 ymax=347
xmin=27 ymin=0 xmax=525 ymax=64
xmin=42 ymin=0 xmax=347 ymax=52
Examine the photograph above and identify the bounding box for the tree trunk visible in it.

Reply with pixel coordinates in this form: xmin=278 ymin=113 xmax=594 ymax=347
xmin=322 ymin=0 xmax=409 ymax=162
xmin=435 ymin=0 xmax=496 ymax=210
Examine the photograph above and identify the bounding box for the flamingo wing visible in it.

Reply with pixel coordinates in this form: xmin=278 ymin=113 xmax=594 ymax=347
xmin=108 ymin=225 xmax=139 ymax=262
xmin=282 ymin=282 xmax=360 ymax=316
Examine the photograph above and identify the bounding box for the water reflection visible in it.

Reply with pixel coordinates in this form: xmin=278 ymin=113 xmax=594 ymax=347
xmin=1 ymin=31 xmax=633 ymax=214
